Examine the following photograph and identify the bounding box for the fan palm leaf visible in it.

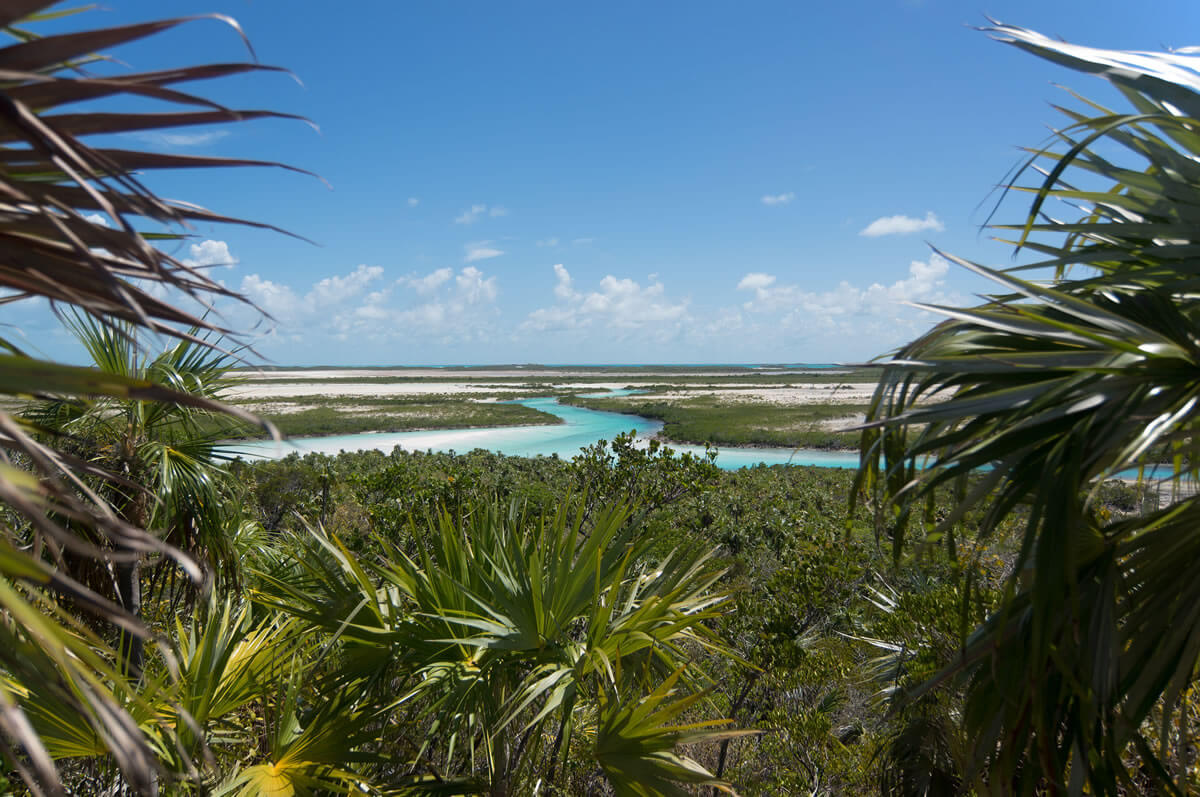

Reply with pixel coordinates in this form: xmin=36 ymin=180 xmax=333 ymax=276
xmin=253 ymin=499 xmax=746 ymax=795
xmin=858 ymin=22 xmax=1200 ymax=794
xmin=0 ymin=2 xmax=304 ymax=792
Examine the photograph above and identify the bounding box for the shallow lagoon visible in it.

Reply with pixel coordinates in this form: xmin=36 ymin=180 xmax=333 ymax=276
xmin=229 ymin=394 xmax=1168 ymax=479
xmin=229 ymin=394 xmax=862 ymax=471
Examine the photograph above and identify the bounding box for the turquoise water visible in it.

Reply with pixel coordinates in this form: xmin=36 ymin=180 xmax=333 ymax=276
xmin=227 ymin=394 xmax=1176 ymax=479
xmin=229 ymin=395 xmax=861 ymax=471
xmin=227 ymin=394 xmax=1172 ymax=478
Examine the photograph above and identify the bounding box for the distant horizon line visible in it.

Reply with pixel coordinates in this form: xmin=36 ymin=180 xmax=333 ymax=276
xmin=228 ymin=361 xmax=861 ymax=370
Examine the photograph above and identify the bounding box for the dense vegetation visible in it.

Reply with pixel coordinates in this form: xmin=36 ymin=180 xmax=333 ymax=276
xmin=224 ymin=394 xmax=563 ymax=439
xmin=2 ymin=3 xmax=1199 ymax=795
xmin=232 ymin=367 xmax=878 ymax=385
xmin=563 ymin=393 xmax=867 ymax=449
xmin=858 ymin=23 xmax=1200 ymax=795
xmin=227 ymin=441 xmax=1025 ymax=794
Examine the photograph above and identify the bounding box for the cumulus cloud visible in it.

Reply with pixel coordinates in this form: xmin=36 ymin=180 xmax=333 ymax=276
xmin=402 ymin=267 xmax=452 ymax=295
xmin=732 ymin=254 xmax=960 ymax=345
xmin=387 ymin=266 xmax=499 ymax=340
xmin=736 ymin=272 xmax=775 ymax=291
xmin=761 ymin=192 xmax=795 ymax=206
xmin=464 ymin=241 xmax=504 ymax=262
xmin=237 ymin=263 xmax=500 ymax=346
xmin=310 ymin=265 xmax=385 ymax=306
xmin=456 ymin=265 xmax=498 ymax=303
xmin=241 ymin=264 xmax=384 ymax=323
xmin=552 ymin=263 xmax=574 ymax=299
xmin=523 ymin=265 xmax=689 ymax=340
xmin=127 ymin=239 xmax=241 ymax=309
xmin=454 ymin=203 xmax=508 ymax=224
xmin=183 ymin=239 xmax=238 ymax=270
xmin=859 ymin=211 xmax=944 ymax=237
xmin=84 ymin=213 xmax=110 ymax=228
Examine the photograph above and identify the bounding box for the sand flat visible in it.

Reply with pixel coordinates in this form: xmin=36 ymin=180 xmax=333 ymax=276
xmin=228 ymin=381 xmax=877 ymax=406
xmin=642 ymin=385 xmax=875 ymax=405
xmin=227 ymin=380 xmax=633 ymax=400
xmin=232 ymin=367 xmax=859 ymax=380
xmin=226 ymin=367 xmax=877 ymax=406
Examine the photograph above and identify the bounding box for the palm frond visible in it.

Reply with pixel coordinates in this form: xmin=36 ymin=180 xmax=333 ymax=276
xmin=254 ymin=498 xmax=744 ymax=794
xmin=858 ymin=22 xmax=1200 ymax=793
xmin=0 ymin=3 xmax=306 ymax=791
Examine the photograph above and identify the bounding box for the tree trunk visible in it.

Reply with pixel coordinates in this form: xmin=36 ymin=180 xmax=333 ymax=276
xmin=115 ymin=552 xmax=143 ymax=679
xmin=115 ymin=448 xmax=147 ymax=679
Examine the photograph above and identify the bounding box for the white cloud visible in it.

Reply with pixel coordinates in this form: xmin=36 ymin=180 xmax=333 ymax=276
xmin=464 ymin=241 xmax=504 ymax=262
xmin=761 ymin=192 xmax=795 ymax=206
xmin=523 ymin=265 xmax=689 ymax=338
xmin=733 ymin=255 xmax=960 ymax=344
xmin=454 ymin=203 xmax=507 ymax=224
xmin=536 ymin=237 xmax=560 ymax=248
xmin=736 ymin=272 xmax=775 ymax=291
xmin=386 ymin=266 xmax=500 ymax=342
xmin=238 ymin=263 xmax=501 ymax=347
xmin=183 ymin=239 xmax=238 ymax=270
xmin=129 ymin=130 xmax=229 ymax=148
xmin=407 ymin=197 xmax=419 ymax=207
xmin=456 ymin=265 xmax=498 ymax=303
xmin=859 ymin=211 xmax=944 ymax=237
xmin=402 ymin=267 xmax=452 ymax=295
xmin=455 ymin=204 xmax=487 ymax=224
xmin=84 ymin=213 xmax=110 ymax=228
xmin=241 ymin=263 xmax=384 ymax=324
xmin=552 ymin=263 xmax=574 ymax=299
xmin=240 ymin=274 xmax=297 ymax=318
xmin=310 ymin=265 xmax=385 ymax=306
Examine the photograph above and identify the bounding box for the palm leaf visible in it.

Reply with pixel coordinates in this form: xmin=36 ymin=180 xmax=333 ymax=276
xmin=858 ymin=23 xmax=1200 ymax=793
xmin=0 ymin=3 xmax=307 ymax=792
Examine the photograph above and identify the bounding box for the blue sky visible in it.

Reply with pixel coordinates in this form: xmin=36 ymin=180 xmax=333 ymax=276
xmin=17 ymin=1 xmax=1200 ymax=365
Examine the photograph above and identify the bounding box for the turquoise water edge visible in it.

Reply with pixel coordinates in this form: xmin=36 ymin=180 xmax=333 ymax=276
xmin=229 ymin=394 xmax=861 ymax=471
xmin=228 ymin=392 xmax=1164 ymax=479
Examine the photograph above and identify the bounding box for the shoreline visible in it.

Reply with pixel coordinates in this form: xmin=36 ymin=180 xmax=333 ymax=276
xmin=227 ymin=380 xmax=878 ymax=404
xmin=649 ymin=432 xmax=858 ymax=454
xmin=220 ymin=416 xmax=564 ymax=444
xmin=223 ymin=420 xmax=859 ymax=457
xmin=227 ymin=386 xmax=868 ymax=454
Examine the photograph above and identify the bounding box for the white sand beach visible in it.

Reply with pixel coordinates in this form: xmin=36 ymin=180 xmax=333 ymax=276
xmin=226 ymin=380 xmax=634 ymax=400
xmin=227 ymin=368 xmax=875 ymax=406
xmin=640 ymin=384 xmax=875 ymax=405
xmin=228 ymin=381 xmax=876 ymax=405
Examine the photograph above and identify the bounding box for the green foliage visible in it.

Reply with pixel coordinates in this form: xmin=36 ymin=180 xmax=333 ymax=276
xmin=0 ymin=3 xmax=302 ymax=788
xmin=223 ymin=395 xmax=562 ymax=440
xmin=29 ymin=315 xmax=247 ymax=539
xmin=233 ymin=444 xmax=1004 ymax=795
xmin=247 ymin=496 xmax=744 ymax=794
xmin=565 ymin=394 xmax=866 ymax=449
xmin=858 ymin=22 xmax=1200 ymax=794
xmin=13 ymin=6 xmax=1168 ymax=795
xmin=569 ymin=432 xmax=722 ymax=520
xmin=234 ymin=366 xmax=878 ymax=386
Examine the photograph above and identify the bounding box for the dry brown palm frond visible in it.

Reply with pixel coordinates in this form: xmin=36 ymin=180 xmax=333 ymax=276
xmin=0 ymin=3 xmax=306 ymax=793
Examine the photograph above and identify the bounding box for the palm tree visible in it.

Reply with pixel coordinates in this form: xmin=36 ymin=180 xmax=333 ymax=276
xmin=254 ymin=499 xmax=752 ymax=795
xmin=26 ymin=313 xmax=252 ymax=677
xmin=857 ymin=24 xmax=1200 ymax=795
xmin=0 ymin=3 xmax=300 ymax=792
